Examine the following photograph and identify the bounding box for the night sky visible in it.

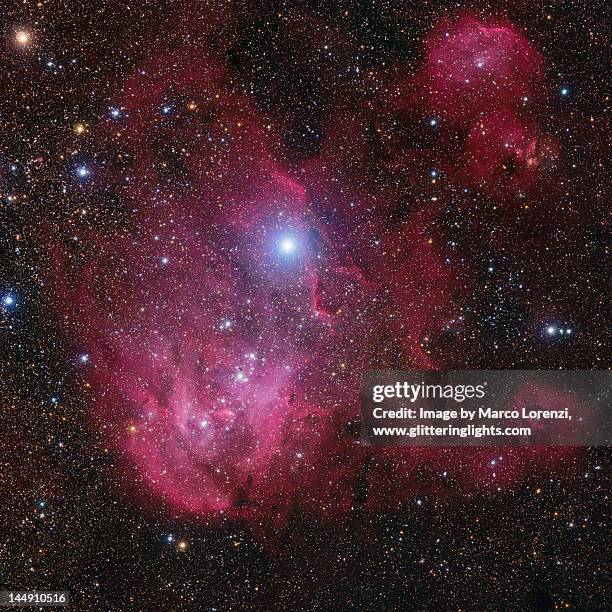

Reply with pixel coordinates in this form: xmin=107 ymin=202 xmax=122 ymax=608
xmin=0 ymin=1 xmax=609 ymax=610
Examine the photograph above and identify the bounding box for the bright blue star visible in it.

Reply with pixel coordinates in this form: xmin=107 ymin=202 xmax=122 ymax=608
xmin=3 ymin=295 xmax=15 ymax=307
xmin=543 ymin=324 xmax=574 ymax=340
xmin=560 ymin=87 xmax=570 ymax=97
xmin=279 ymin=236 xmax=298 ymax=256
xmin=76 ymin=166 xmax=90 ymax=179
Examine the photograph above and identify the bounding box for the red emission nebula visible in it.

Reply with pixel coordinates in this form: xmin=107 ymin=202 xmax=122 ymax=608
xmin=50 ymin=12 xmax=579 ymax=530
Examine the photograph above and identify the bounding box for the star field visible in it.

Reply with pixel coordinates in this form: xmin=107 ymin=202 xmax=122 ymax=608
xmin=0 ymin=1 xmax=609 ymax=609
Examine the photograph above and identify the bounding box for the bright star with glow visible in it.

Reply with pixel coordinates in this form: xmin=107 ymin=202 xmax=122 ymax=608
xmin=279 ymin=236 xmax=297 ymax=255
xmin=15 ymin=30 xmax=30 ymax=46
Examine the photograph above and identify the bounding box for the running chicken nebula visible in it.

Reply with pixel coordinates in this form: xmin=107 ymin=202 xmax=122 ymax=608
xmin=416 ymin=14 xmax=545 ymax=123
xmin=47 ymin=12 xmax=580 ymax=529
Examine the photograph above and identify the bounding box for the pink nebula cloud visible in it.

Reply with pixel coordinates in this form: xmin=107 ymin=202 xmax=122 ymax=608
xmin=419 ymin=14 xmax=544 ymax=123
xmin=47 ymin=14 xmax=580 ymax=534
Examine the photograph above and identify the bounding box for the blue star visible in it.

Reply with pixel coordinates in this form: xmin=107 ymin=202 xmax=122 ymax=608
xmin=280 ymin=238 xmax=296 ymax=254
xmin=278 ymin=235 xmax=298 ymax=256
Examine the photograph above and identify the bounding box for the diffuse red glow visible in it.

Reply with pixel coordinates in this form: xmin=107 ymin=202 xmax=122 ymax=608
xmin=49 ymin=13 xmax=578 ymax=529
